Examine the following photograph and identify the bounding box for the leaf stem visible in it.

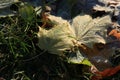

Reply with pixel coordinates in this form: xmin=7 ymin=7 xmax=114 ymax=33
xmin=22 ymin=50 xmax=46 ymax=62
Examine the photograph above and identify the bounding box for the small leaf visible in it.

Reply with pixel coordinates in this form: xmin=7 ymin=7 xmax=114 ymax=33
xmin=81 ymin=59 xmax=93 ymax=66
xmin=108 ymin=29 xmax=120 ymax=40
xmin=19 ymin=4 xmax=35 ymax=22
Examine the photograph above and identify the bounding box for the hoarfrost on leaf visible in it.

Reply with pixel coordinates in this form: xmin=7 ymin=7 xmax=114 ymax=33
xmin=71 ymin=14 xmax=112 ymax=48
xmin=37 ymin=14 xmax=112 ymax=66
xmin=37 ymin=21 xmax=76 ymax=56
xmin=37 ymin=15 xmax=89 ymax=64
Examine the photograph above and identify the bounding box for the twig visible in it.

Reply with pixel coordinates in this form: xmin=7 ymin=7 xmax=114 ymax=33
xmin=22 ymin=50 xmax=46 ymax=62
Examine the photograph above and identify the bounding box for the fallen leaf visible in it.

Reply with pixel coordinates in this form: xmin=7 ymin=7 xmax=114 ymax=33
xmin=108 ymin=29 xmax=120 ymax=40
xmin=71 ymin=14 xmax=115 ymax=70
xmin=37 ymin=14 xmax=114 ymax=68
xmin=0 ymin=0 xmax=19 ymax=17
xmin=91 ymin=65 xmax=120 ymax=80
xmin=37 ymin=15 xmax=92 ymax=65
xmin=71 ymin=14 xmax=111 ymax=48
xmin=37 ymin=17 xmax=76 ymax=56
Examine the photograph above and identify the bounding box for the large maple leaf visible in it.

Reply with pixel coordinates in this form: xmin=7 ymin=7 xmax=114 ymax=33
xmin=37 ymin=14 xmax=112 ymax=67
